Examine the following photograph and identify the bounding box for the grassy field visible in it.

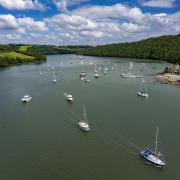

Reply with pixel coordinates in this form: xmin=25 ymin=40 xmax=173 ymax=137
xmin=0 ymin=51 xmax=34 ymax=60
xmin=19 ymin=45 xmax=31 ymax=52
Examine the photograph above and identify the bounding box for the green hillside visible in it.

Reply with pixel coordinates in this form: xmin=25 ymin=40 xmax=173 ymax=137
xmin=82 ymin=35 xmax=180 ymax=64
xmin=0 ymin=44 xmax=46 ymax=68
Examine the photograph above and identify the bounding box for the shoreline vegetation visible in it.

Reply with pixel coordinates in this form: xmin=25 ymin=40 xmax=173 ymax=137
xmin=155 ymin=65 xmax=180 ymax=86
xmin=0 ymin=34 xmax=179 ymax=68
xmin=80 ymin=34 xmax=180 ymax=65
xmin=0 ymin=44 xmax=90 ymax=68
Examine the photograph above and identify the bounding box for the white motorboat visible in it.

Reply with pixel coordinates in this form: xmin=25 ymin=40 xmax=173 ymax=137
xmin=78 ymin=106 xmax=90 ymax=131
xmin=137 ymin=91 xmax=148 ymax=98
xmin=67 ymin=94 xmax=73 ymax=102
xmin=21 ymin=95 xmax=32 ymax=103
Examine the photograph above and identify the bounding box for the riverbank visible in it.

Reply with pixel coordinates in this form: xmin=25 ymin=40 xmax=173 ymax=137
xmin=155 ymin=73 xmax=180 ymax=86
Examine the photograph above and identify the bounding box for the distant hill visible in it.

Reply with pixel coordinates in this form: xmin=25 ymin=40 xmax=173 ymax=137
xmin=81 ymin=35 xmax=180 ymax=64
xmin=0 ymin=44 xmax=90 ymax=68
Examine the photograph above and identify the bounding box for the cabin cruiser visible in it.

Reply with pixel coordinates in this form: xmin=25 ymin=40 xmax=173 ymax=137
xmin=137 ymin=91 xmax=148 ymax=98
xmin=21 ymin=95 xmax=32 ymax=103
xmin=67 ymin=94 xmax=73 ymax=102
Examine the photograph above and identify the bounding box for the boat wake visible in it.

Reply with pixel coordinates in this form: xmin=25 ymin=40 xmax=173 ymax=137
xmin=92 ymin=123 xmax=140 ymax=156
xmin=64 ymin=93 xmax=68 ymax=98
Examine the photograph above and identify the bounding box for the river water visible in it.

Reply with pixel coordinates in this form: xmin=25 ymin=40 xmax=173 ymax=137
xmin=0 ymin=54 xmax=179 ymax=180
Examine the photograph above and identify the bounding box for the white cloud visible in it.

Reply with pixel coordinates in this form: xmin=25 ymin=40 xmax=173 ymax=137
xmin=0 ymin=3 xmax=180 ymax=45
xmin=80 ymin=31 xmax=109 ymax=38
xmin=53 ymin=0 xmax=89 ymax=12
xmin=18 ymin=17 xmax=48 ymax=31
xmin=0 ymin=14 xmax=48 ymax=34
xmin=72 ymin=4 xmax=145 ymax=23
xmin=0 ymin=14 xmax=18 ymax=29
xmin=0 ymin=0 xmax=46 ymax=11
xmin=141 ymin=0 xmax=176 ymax=8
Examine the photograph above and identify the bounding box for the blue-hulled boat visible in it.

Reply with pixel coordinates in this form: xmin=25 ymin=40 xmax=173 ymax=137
xmin=140 ymin=127 xmax=166 ymax=167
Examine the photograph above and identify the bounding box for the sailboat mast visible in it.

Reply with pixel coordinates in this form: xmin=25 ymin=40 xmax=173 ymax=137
xmin=155 ymin=126 xmax=159 ymax=156
xmin=83 ymin=106 xmax=88 ymax=124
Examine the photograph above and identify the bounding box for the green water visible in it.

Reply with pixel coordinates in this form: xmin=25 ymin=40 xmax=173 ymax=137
xmin=0 ymin=54 xmax=179 ymax=180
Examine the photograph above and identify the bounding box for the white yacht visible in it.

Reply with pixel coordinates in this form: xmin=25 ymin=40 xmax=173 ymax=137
xmin=94 ymin=64 xmax=99 ymax=78
xmin=140 ymin=127 xmax=166 ymax=167
xmin=137 ymin=79 xmax=148 ymax=98
xmin=78 ymin=106 xmax=90 ymax=131
xmin=21 ymin=95 xmax=32 ymax=103
xmin=80 ymin=72 xmax=86 ymax=80
xmin=128 ymin=62 xmax=133 ymax=70
xmin=137 ymin=91 xmax=148 ymax=98
xmin=67 ymin=94 xmax=73 ymax=102
xmin=52 ymin=71 xmax=57 ymax=83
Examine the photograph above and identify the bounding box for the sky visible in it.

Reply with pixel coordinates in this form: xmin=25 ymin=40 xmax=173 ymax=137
xmin=0 ymin=0 xmax=179 ymax=45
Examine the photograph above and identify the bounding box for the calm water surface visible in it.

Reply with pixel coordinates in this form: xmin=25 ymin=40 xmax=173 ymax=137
xmin=0 ymin=55 xmax=179 ymax=180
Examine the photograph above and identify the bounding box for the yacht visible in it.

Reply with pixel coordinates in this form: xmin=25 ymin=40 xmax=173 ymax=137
xmin=52 ymin=71 xmax=57 ymax=83
xmin=94 ymin=64 xmax=99 ymax=78
xmin=80 ymin=72 xmax=86 ymax=80
xmin=67 ymin=94 xmax=73 ymax=102
xmin=78 ymin=106 xmax=90 ymax=131
xmin=137 ymin=79 xmax=148 ymax=98
xmin=140 ymin=127 xmax=166 ymax=167
xmin=21 ymin=95 xmax=32 ymax=103
xmin=128 ymin=62 xmax=133 ymax=70
xmin=137 ymin=91 xmax=148 ymax=98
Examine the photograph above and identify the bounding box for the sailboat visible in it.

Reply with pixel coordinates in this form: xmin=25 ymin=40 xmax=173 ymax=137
xmin=94 ymin=64 xmax=99 ymax=78
xmin=140 ymin=127 xmax=166 ymax=167
xmin=52 ymin=71 xmax=57 ymax=83
xmin=78 ymin=106 xmax=90 ymax=131
xmin=129 ymin=62 xmax=133 ymax=70
xmin=137 ymin=79 xmax=148 ymax=98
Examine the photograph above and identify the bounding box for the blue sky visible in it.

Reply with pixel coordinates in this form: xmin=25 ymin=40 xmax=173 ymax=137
xmin=0 ymin=0 xmax=179 ymax=45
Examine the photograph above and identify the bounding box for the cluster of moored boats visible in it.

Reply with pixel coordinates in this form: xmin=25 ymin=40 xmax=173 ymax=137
xmin=21 ymin=58 xmax=166 ymax=167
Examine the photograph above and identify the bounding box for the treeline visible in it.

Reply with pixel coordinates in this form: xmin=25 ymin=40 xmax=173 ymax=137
xmin=26 ymin=45 xmax=91 ymax=55
xmin=81 ymin=35 xmax=180 ymax=64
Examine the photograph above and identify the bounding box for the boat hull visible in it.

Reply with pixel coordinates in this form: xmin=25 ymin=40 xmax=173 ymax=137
xmin=137 ymin=92 xmax=148 ymax=98
xmin=140 ymin=150 xmax=166 ymax=167
xmin=78 ymin=122 xmax=90 ymax=131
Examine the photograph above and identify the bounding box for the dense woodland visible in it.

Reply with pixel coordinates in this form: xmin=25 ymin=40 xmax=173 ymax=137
xmin=0 ymin=34 xmax=179 ymax=68
xmin=81 ymin=35 xmax=180 ymax=64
